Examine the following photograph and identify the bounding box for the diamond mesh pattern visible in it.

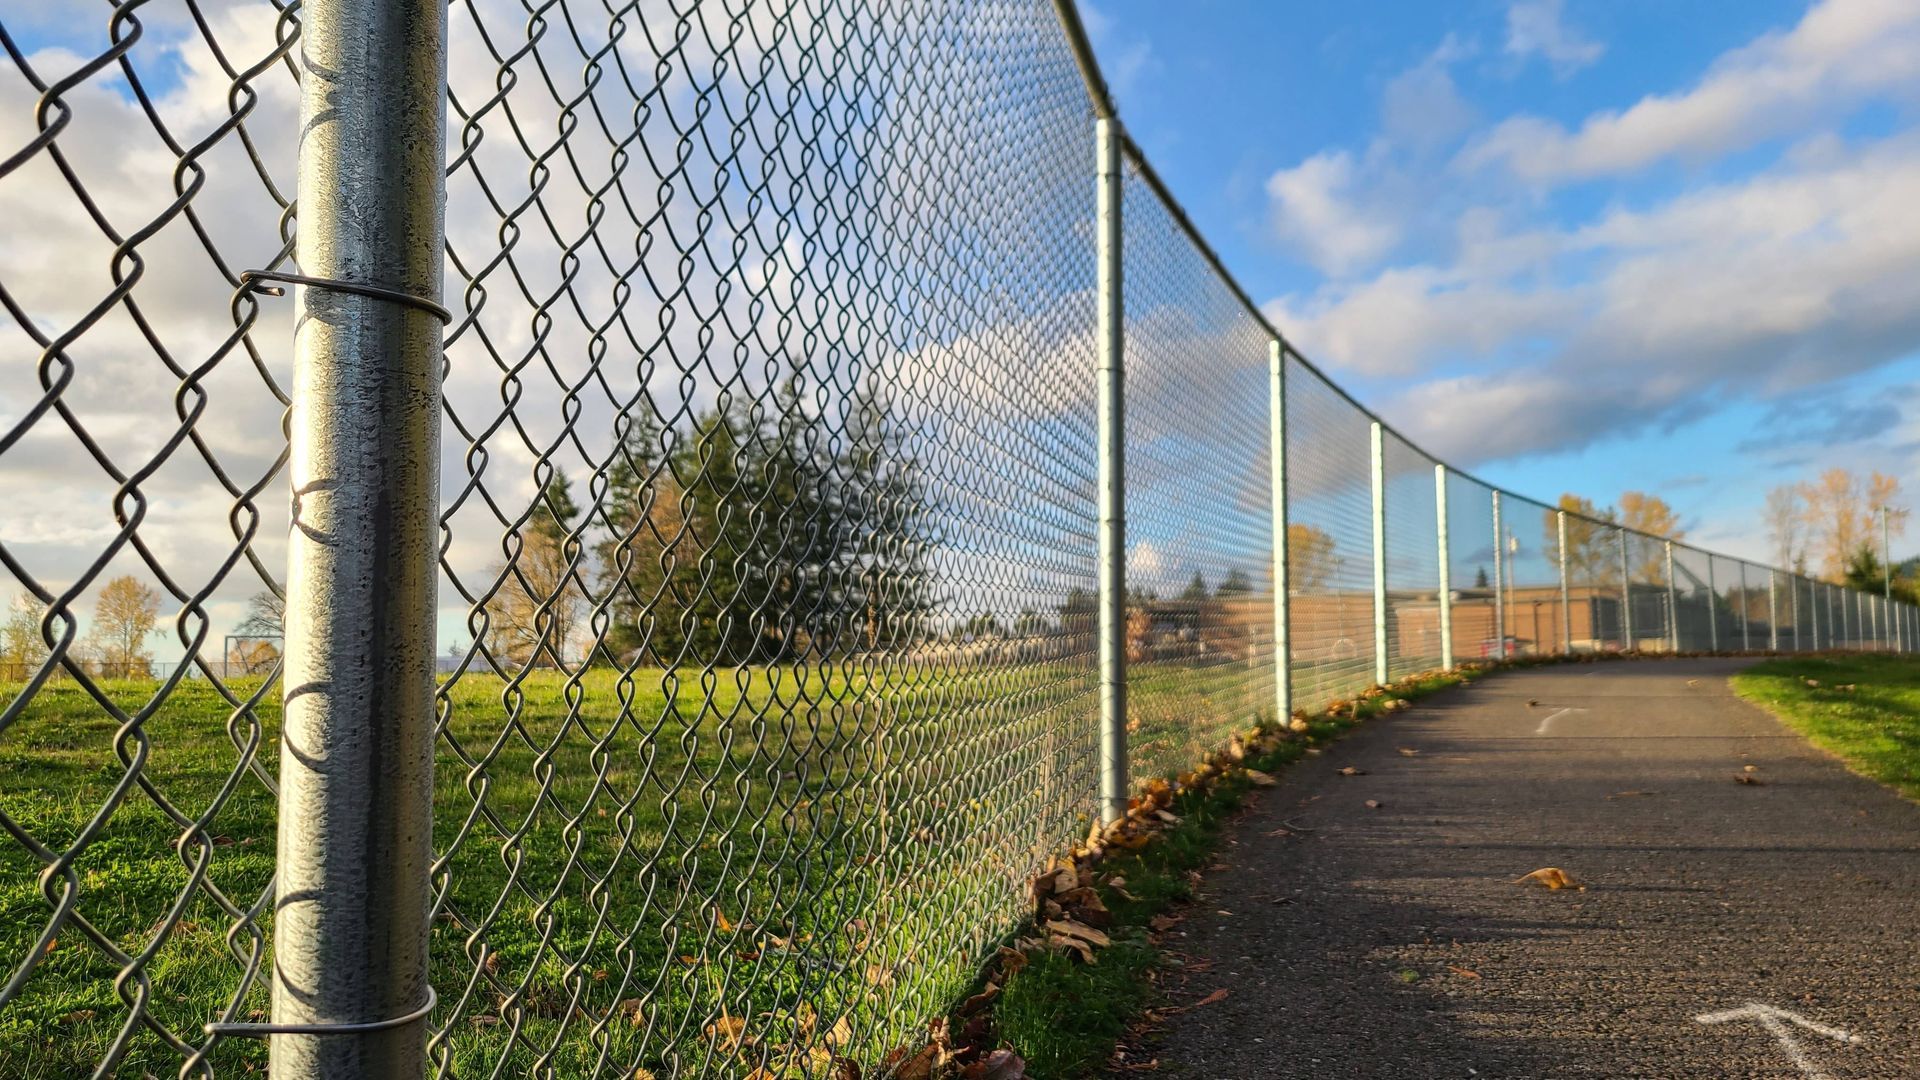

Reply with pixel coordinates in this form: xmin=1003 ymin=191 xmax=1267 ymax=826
xmin=6 ymin=2 xmax=1920 ymax=1077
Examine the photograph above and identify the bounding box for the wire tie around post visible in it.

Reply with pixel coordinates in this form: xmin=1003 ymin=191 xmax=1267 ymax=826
xmin=203 ymin=987 xmax=437 ymax=1038
xmin=239 ymin=269 xmax=452 ymax=325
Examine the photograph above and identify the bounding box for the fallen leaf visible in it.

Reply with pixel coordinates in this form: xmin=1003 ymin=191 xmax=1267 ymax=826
xmin=704 ymin=1014 xmax=746 ymax=1051
xmin=1364 ymin=799 xmax=1384 ymax=809
xmin=865 ymin=962 xmax=894 ymax=986
xmin=1734 ymin=774 xmax=1765 ymax=785
xmin=962 ymin=1048 xmax=1028 ymax=1079
xmin=1337 ymin=766 xmax=1367 ymax=777
xmin=59 ymin=1009 xmax=95 ymax=1024
xmin=1147 ymin=913 xmax=1182 ymax=932
xmin=1743 ymin=764 xmax=1759 ymax=773
xmin=1397 ymin=748 xmax=1420 ymax=757
xmin=714 ymin=906 xmax=734 ymax=932
xmin=1191 ymin=989 xmax=1229 ymax=1008
xmin=1045 ymin=919 xmax=1112 ymax=948
xmin=1514 ymin=867 xmax=1580 ymax=890
xmin=1244 ymin=769 xmax=1278 ymax=787
xmin=1447 ymin=965 xmax=1481 ymax=979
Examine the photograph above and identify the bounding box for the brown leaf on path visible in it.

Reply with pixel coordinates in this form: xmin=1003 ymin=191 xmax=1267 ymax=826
xmin=1734 ymin=774 xmax=1765 ymax=785
xmin=1147 ymin=913 xmax=1182 ymax=932
xmin=1743 ymin=764 xmax=1759 ymax=772
xmin=1364 ymin=799 xmax=1384 ymax=809
xmin=1447 ymin=965 xmax=1481 ymax=979
xmin=1398 ymin=747 xmax=1420 ymax=756
xmin=1244 ymin=769 xmax=1278 ymax=786
xmin=1514 ymin=867 xmax=1581 ymax=890
xmin=1191 ymin=989 xmax=1229 ymax=1008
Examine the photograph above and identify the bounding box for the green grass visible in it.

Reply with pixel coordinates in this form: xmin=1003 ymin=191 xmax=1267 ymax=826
xmin=1731 ymin=654 xmax=1920 ymax=801
xmin=1 ymin=653 xmax=1362 ymax=1078
xmin=991 ymin=665 xmax=1480 ymax=1078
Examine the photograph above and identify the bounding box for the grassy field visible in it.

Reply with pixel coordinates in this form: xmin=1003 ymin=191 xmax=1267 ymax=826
xmin=1731 ymin=654 xmax=1920 ymax=801
xmin=0 ymin=654 xmax=1309 ymax=1078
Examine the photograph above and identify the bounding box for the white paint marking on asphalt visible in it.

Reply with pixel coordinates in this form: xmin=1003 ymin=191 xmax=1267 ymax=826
xmin=1535 ymin=707 xmax=1583 ymax=734
xmin=1696 ymin=1003 xmax=1861 ymax=1079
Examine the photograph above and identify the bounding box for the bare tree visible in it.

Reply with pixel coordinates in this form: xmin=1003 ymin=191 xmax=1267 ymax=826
xmin=235 ymin=589 xmax=285 ymax=636
xmin=1764 ymin=484 xmax=1804 ymax=574
xmin=89 ymin=576 xmax=160 ymax=677
xmin=1798 ymin=468 xmax=1904 ymax=582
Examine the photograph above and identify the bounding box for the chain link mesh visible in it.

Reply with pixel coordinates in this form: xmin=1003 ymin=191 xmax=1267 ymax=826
xmin=6 ymin=1 xmax=1920 ymax=1076
xmin=1119 ymin=163 xmax=1275 ymax=783
xmin=0 ymin=1 xmax=299 ymax=1073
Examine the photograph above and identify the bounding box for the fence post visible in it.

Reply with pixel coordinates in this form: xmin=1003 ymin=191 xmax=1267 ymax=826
xmin=1492 ymin=491 xmax=1505 ymax=660
xmin=1095 ymin=116 xmax=1127 ymax=825
xmin=1738 ymin=562 xmax=1750 ymax=651
xmin=1370 ymin=422 xmax=1389 ymax=684
xmin=1435 ymin=465 xmax=1453 ymax=671
xmin=1618 ymin=528 xmax=1632 ymax=651
xmin=271 ymin=1 xmax=446 ymax=1075
xmin=1811 ymin=581 xmax=1822 ymax=651
xmin=1706 ymin=556 xmax=1719 ymax=652
xmin=1790 ymin=576 xmax=1801 ymax=651
xmin=1768 ymin=570 xmax=1780 ymax=651
xmin=1556 ymin=510 xmax=1571 ymax=654
xmin=1664 ymin=540 xmax=1678 ymax=653
xmin=1269 ymin=340 xmax=1291 ymax=724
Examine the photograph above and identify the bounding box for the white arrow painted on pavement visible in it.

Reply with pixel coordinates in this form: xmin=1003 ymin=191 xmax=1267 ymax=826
xmin=1534 ymin=707 xmax=1584 ymax=734
xmin=1695 ymin=1003 xmax=1861 ymax=1078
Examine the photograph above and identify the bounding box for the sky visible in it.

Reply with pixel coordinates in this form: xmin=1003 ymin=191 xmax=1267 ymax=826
xmin=1083 ymin=0 xmax=1920 ymax=559
xmin=3 ymin=0 xmax=1918 ymax=661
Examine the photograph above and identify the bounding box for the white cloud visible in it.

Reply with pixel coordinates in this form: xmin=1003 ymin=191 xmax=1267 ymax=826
xmin=1465 ymin=0 xmax=1920 ymax=182
xmin=1264 ymin=150 xmax=1402 ymax=277
xmin=1505 ymin=0 xmax=1605 ymax=75
xmin=1283 ymin=132 xmax=1920 ymax=464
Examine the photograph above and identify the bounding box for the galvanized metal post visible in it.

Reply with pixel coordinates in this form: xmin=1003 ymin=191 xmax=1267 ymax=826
xmin=1435 ymin=465 xmax=1453 ymax=672
xmin=1618 ymin=528 xmax=1632 ymax=651
xmin=1706 ymin=556 xmax=1719 ymax=652
xmin=1810 ymin=579 xmax=1822 ymax=651
xmin=1885 ymin=507 xmax=1901 ymax=652
xmin=1370 ymin=422 xmax=1388 ymax=684
xmin=1492 ymin=491 xmax=1506 ymax=660
xmin=1768 ymin=570 xmax=1780 ymax=652
xmin=1556 ymin=510 xmax=1571 ymax=654
xmin=1738 ymin=562 xmax=1750 ymax=651
xmin=1664 ymin=540 xmax=1679 ymax=653
xmin=272 ymin=1 xmax=446 ymax=1075
xmin=1095 ymin=117 xmax=1127 ymax=825
xmin=1790 ymin=575 xmax=1801 ymax=651
xmin=1269 ymin=340 xmax=1291 ymax=724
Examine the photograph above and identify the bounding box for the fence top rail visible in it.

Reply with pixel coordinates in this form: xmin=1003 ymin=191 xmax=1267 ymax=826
xmin=1047 ymin=0 xmax=1909 ymax=611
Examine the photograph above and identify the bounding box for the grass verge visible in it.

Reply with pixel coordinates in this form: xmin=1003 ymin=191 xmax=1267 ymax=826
xmin=1730 ymin=653 xmax=1920 ymax=801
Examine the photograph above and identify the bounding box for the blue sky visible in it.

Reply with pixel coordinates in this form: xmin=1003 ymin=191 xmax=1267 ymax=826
xmin=1082 ymin=0 xmax=1920 ymax=561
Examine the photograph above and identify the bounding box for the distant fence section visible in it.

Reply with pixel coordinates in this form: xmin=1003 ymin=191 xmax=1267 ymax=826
xmin=1 ymin=1 xmax=1915 ymax=1077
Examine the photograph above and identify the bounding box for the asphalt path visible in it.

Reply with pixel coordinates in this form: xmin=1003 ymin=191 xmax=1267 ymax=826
xmin=1143 ymin=658 xmax=1920 ymax=1078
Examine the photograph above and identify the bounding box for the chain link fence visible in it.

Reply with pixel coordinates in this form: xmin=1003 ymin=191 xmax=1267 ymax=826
xmin=3 ymin=1 xmax=1918 ymax=1076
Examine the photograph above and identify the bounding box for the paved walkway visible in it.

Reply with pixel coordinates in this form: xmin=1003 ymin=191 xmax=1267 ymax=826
xmin=1145 ymin=658 xmax=1920 ymax=1078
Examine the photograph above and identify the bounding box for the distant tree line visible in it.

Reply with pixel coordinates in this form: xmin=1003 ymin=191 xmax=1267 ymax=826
xmin=482 ymin=378 xmax=929 ymax=668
